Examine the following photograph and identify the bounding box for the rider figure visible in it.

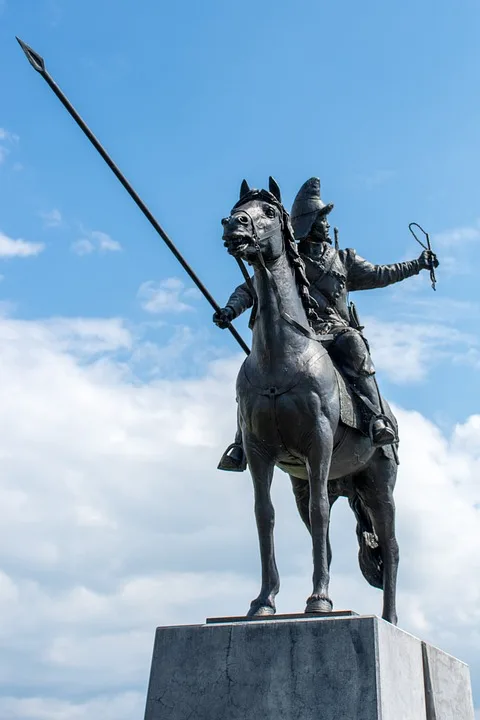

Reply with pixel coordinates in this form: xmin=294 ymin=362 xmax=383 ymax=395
xmin=214 ymin=177 xmax=439 ymax=471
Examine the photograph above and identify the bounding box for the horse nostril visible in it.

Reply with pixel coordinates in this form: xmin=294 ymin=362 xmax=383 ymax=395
xmin=238 ymin=215 xmax=249 ymax=225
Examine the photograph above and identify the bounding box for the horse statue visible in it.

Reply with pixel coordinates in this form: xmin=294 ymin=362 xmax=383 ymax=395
xmin=221 ymin=179 xmax=399 ymax=624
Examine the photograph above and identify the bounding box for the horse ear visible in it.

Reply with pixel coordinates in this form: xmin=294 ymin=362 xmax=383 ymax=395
xmin=269 ymin=176 xmax=282 ymax=203
xmin=240 ymin=179 xmax=250 ymax=199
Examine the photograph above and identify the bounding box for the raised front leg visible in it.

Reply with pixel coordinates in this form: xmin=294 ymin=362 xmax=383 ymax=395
xmin=244 ymin=441 xmax=279 ymax=617
xmin=305 ymin=427 xmax=334 ymax=613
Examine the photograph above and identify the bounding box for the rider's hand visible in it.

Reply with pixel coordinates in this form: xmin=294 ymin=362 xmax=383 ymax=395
xmin=213 ymin=306 xmax=235 ymax=329
xmin=418 ymin=249 xmax=439 ymax=270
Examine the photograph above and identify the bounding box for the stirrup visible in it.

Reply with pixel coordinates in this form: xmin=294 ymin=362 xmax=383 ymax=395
xmin=217 ymin=443 xmax=247 ymax=472
xmin=369 ymin=415 xmax=397 ymax=447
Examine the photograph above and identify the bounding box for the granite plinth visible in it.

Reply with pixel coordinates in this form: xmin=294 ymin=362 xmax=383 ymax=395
xmin=144 ymin=614 xmax=474 ymax=720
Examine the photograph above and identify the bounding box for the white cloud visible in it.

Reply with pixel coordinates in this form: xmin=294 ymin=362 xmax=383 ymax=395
xmin=0 ymin=129 xmax=18 ymax=143
xmin=357 ymin=168 xmax=395 ymax=189
xmin=0 ymin=128 xmax=19 ymax=165
xmin=138 ymin=277 xmax=199 ymax=314
xmin=39 ymin=316 xmax=132 ymax=355
xmin=91 ymin=230 xmax=122 ymax=253
xmin=0 ymin=693 xmax=144 ymax=720
xmin=0 ymin=231 xmax=44 ymax=258
xmin=0 ymin=311 xmax=477 ymax=716
xmin=364 ymin=315 xmax=477 ymax=383
xmin=71 ymin=238 xmax=95 ymax=256
xmin=434 ymin=221 xmax=480 ymax=248
xmin=392 ymin=295 xmax=479 ymax=323
xmin=40 ymin=209 xmax=62 ymax=228
xmin=71 ymin=230 xmax=121 ymax=256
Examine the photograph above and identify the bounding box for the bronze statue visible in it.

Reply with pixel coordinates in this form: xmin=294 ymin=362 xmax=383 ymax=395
xmin=216 ymin=178 xmax=438 ymax=623
xmin=19 ymin=41 xmax=442 ymax=626
xmin=215 ymin=178 xmax=438 ymax=470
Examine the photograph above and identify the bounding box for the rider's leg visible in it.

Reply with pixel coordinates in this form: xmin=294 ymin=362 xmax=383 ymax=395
xmin=329 ymin=330 xmax=396 ymax=446
xmin=217 ymin=404 xmax=247 ymax=472
xmin=352 ymin=374 xmax=396 ymax=445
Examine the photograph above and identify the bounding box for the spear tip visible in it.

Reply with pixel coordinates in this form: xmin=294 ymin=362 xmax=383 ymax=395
xmin=16 ymin=36 xmax=45 ymax=74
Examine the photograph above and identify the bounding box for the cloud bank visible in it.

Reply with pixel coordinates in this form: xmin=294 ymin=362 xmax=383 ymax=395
xmin=0 ymin=312 xmax=477 ymax=718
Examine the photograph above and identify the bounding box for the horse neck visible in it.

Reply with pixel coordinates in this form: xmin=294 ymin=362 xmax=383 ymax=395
xmin=250 ymin=251 xmax=312 ymax=373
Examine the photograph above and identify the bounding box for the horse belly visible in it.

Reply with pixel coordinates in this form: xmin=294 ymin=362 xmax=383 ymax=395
xmin=276 ymin=425 xmax=376 ymax=481
xmin=329 ymin=426 xmax=375 ymax=478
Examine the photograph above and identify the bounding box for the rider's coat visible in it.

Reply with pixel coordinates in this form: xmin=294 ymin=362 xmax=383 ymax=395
xmin=225 ymin=241 xmax=421 ymax=340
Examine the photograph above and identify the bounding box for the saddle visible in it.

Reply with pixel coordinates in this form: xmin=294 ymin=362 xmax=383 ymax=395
xmin=334 ymin=367 xmax=399 ymax=464
xmin=335 ymin=367 xmax=364 ymax=432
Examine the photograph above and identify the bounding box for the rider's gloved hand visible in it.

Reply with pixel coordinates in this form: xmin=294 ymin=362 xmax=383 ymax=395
xmin=418 ymin=249 xmax=439 ymax=270
xmin=213 ymin=306 xmax=235 ymax=329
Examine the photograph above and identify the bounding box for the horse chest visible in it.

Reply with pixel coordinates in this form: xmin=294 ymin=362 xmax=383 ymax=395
xmin=237 ymin=353 xmax=336 ymax=454
xmin=238 ymin=391 xmax=307 ymax=455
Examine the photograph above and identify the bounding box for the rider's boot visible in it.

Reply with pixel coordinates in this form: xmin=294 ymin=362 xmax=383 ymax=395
xmin=217 ymin=430 xmax=247 ymax=472
xmin=353 ymin=374 xmax=397 ymax=447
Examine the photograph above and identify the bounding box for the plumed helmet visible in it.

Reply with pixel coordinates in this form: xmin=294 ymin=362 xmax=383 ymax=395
xmin=290 ymin=177 xmax=334 ymax=241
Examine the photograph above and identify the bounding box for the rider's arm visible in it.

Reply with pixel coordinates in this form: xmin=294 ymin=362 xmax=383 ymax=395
xmin=225 ymin=281 xmax=255 ymax=318
xmin=344 ymin=249 xmax=421 ymax=291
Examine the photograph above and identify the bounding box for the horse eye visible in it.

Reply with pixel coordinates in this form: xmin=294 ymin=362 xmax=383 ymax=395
xmin=265 ymin=207 xmax=275 ymax=218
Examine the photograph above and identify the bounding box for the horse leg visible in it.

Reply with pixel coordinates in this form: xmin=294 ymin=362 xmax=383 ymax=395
xmin=290 ymin=475 xmax=311 ymax=532
xmin=305 ymin=427 xmax=335 ymax=613
xmin=326 ymin=494 xmax=338 ymax=571
xmin=245 ymin=445 xmax=279 ymax=617
xmin=290 ymin=475 xmax=338 ymax=570
xmin=354 ymin=453 xmax=399 ymax=624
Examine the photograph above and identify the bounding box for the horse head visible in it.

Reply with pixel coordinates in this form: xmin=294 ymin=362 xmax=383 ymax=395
xmin=221 ymin=177 xmax=288 ymax=266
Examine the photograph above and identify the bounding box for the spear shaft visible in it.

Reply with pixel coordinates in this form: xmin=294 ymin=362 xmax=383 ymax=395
xmin=16 ymin=37 xmax=250 ymax=355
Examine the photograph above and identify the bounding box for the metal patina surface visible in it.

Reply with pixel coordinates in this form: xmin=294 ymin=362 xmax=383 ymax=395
xmin=215 ymin=177 xmax=439 ymax=623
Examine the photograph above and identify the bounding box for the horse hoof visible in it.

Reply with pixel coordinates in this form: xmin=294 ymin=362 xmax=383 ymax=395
xmin=382 ymin=613 xmax=398 ymax=626
xmin=305 ymin=595 xmax=333 ymax=614
xmin=247 ymin=602 xmax=276 ymax=618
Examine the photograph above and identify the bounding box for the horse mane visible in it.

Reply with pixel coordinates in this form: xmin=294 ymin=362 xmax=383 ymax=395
xmin=232 ymin=189 xmax=320 ymax=328
xmin=283 ymin=212 xmax=320 ymax=327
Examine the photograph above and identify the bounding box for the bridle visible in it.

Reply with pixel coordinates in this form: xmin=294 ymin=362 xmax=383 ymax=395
xmin=225 ymin=204 xmax=330 ymax=344
xmin=225 ymin=207 xmax=283 ymax=257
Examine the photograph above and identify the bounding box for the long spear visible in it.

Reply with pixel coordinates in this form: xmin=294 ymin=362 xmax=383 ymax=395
xmin=16 ymin=37 xmax=250 ymax=355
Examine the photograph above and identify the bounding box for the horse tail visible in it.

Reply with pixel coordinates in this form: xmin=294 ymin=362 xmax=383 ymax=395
xmin=348 ymin=493 xmax=384 ymax=590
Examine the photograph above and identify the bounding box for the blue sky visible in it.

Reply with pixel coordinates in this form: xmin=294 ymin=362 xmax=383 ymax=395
xmin=2 ymin=0 xmax=480 ymax=415
xmin=0 ymin=1 xmax=479 ymax=718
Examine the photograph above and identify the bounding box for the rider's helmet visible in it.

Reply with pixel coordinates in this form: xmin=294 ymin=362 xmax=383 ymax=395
xmin=290 ymin=177 xmax=334 ymax=243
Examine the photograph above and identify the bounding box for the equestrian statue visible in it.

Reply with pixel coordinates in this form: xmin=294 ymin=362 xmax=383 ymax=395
xmin=17 ymin=42 xmax=441 ymax=626
xmin=214 ymin=177 xmax=438 ymax=624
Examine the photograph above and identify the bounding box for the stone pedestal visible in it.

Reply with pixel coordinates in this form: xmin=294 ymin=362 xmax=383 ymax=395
xmin=144 ymin=613 xmax=474 ymax=720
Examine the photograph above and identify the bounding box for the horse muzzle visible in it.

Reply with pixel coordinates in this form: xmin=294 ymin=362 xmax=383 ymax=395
xmin=223 ymin=231 xmax=255 ymax=257
xmin=222 ymin=212 xmax=257 ymax=257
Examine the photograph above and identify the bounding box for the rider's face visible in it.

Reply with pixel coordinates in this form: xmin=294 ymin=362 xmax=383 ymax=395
xmin=312 ymin=214 xmax=330 ymax=241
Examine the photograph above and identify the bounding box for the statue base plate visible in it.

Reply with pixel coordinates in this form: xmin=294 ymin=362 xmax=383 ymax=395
xmin=144 ymin=613 xmax=474 ymax=720
xmin=205 ymin=609 xmax=358 ymax=623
